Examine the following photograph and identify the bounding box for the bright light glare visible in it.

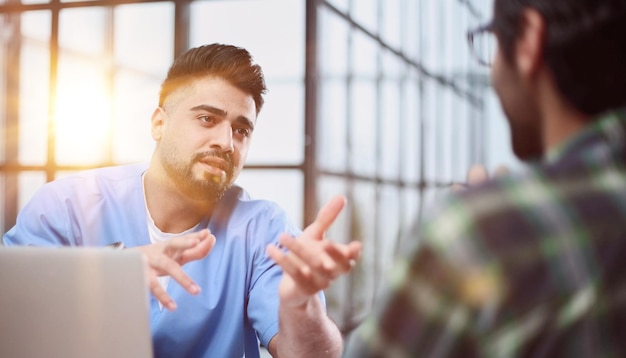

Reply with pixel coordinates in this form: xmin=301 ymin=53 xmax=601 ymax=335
xmin=53 ymin=88 xmax=112 ymax=165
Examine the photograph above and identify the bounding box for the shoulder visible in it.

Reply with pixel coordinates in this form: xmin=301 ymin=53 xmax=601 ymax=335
xmin=228 ymin=186 xmax=295 ymax=222
xmin=39 ymin=163 xmax=147 ymax=194
xmin=54 ymin=162 xmax=148 ymax=185
xmin=419 ymin=159 xmax=620 ymax=265
xmin=427 ymin=166 xmax=551 ymax=228
xmin=416 ymin=166 xmax=554 ymax=265
xmin=21 ymin=163 xmax=147 ymax=212
xmin=212 ymin=185 xmax=301 ymax=241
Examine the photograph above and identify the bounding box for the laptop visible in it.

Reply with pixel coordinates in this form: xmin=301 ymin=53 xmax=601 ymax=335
xmin=0 ymin=246 xmax=153 ymax=358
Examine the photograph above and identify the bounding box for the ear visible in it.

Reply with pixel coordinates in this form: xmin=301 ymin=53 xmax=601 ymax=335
xmin=151 ymin=107 xmax=166 ymax=141
xmin=515 ymin=8 xmax=546 ymax=78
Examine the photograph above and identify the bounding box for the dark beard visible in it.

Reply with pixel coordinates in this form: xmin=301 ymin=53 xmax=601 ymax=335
xmin=164 ymin=150 xmax=235 ymax=203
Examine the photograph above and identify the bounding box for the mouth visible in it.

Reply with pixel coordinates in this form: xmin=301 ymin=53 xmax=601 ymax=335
xmin=199 ymin=157 xmax=227 ymax=170
xmin=197 ymin=157 xmax=230 ymax=181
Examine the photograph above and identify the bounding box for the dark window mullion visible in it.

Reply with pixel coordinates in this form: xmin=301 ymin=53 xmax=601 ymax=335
xmin=304 ymin=0 xmax=319 ymax=228
xmin=173 ymin=0 xmax=189 ymax=58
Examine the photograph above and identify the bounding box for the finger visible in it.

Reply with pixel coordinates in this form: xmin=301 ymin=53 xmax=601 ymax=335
xmin=179 ymin=232 xmax=216 ymax=264
xmin=148 ymin=269 xmax=177 ymax=311
xmin=163 ymin=233 xmax=204 ymax=259
xmin=304 ymin=195 xmax=346 ymax=239
xmin=346 ymin=241 xmax=363 ymax=261
xmin=493 ymin=164 xmax=510 ymax=178
xmin=467 ymin=164 xmax=489 ymax=186
xmin=278 ymin=235 xmax=342 ymax=281
xmin=321 ymin=243 xmax=353 ymax=273
xmin=322 ymin=241 xmax=362 ymax=272
xmin=266 ymin=243 xmax=288 ymax=266
xmin=279 ymin=234 xmax=332 ymax=270
xmin=266 ymin=244 xmax=314 ymax=282
xmin=266 ymin=244 xmax=331 ymax=294
xmin=323 ymin=241 xmax=362 ymax=274
xmin=450 ymin=183 xmax=468 ymax=192
xmin=151 ymin=255 xmax=201 ymax=296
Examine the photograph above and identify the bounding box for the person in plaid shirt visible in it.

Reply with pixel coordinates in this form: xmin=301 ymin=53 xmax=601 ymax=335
xmin=345 ymin=0 xmax=626 ymax=356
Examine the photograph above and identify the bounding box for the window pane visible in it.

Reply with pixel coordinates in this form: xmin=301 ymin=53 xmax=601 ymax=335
xmin=423 ymin=78 xmax=441 ymax=182
xmin=451 ymin=96 xmax=470 ymax=182
xmin=18 ymin=11 xmax=51 ymax=166
xmin=402 ymin=0 xmax=421 ymax=59
xmin=55 ymin=55 xmax=110 ymax=165
xmin=349 ymin=180 xmax=377 ymax=314
xmin=319 ymin=7 xmax=349 ymax=78
xmin=247 ymin=82 xmax=304 ymax=165
xmin=18 ymin=171 xmax=46 ymax=210
xmin=349 ymin=79 xmax=377 ymax=176
xmin=351 ymin=0 xmax=378 ymax=35
xmin=317 ymin=175 xmax=349 ymax=327
xmin=381 ymin=48 xmax=404 ymax=80
xmin=56 ymin=7 xmax=110 ymax=165
xmin=318 ymin=80 xmax=347 ymax=172
xmin=114 ymin=3 xmax=173 ymax=76
xmin=441 ymin=90 xmax=454 ymax=182
xmin=380 ymin=79 xmax=400 ymax=179
xmin=112 ymin=2 xmax=174 ymax=164
xmin=421 ymin=1 xmax=444 ymax=70
xmin=112 ymin=71 xmax=157 ymax=164
xmin=324 ymin=0 xmax=349 ymax=13
xmin=442 ymin=1 xmax=470 ymax=74
xmin=352 ymin=30 xmax=377 ymax=79
xmin=399 ymin=187 xmax=421 ymax=246
xmin=234 ymin=169 xmax=303 ymax=226
xmin=377 ymin=185 xmax=400 ymax=281
xmin=59 ymin=7 xmax=107 ymax=55
xmin=189 ymin=0 xmax=304 ymax=80
xmin=318 ymin=176 xmax=349 ymax=243
xmin=381 ymin=0 xmax=401 ymax=49
xmin=401 ymin=70 xmax=421 ymax=182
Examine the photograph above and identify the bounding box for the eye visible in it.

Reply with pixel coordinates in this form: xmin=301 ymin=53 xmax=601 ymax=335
xmin=235 ymin=127 xmax=251 ymax=137
xmin=199 ymin=115 xmax=217 ymax=126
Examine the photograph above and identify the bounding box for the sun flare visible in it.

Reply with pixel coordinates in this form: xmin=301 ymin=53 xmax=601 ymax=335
xmin=53 ymin=87 xmax=112 ymax=164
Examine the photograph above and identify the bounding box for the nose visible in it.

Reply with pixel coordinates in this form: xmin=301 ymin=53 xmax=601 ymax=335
xmin=210 ymin=122 xmax=234 ymax=153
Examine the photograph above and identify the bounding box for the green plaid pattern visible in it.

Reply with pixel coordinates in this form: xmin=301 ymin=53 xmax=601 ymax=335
xmin=345 ymin=108 xmax=626 ymax=358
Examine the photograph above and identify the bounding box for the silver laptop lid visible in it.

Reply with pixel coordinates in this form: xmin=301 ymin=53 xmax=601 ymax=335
xmin=0 ymin=246 xmax=153 ymax=358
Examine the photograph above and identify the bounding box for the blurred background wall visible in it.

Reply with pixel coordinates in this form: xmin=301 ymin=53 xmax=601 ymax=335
xmin=0 ymin=0 xmax=519 ymax=336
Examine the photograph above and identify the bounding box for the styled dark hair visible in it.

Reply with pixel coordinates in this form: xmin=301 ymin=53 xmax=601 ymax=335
xmin=493 ymin=0 xmax=626 ymax=116
xmin=158 ymin=43 xmax=267 ymax=114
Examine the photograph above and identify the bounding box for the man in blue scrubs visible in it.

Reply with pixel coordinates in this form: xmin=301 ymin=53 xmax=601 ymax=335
xmin=3 ymin=43 xmax=362 ymax=357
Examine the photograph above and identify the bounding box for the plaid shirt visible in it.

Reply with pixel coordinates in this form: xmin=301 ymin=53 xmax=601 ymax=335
xmin=344 ymin=108 xmax=626 ymax=358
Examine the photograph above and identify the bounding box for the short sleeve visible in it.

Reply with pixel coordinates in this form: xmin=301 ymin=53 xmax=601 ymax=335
xmin=244 ymin=202 xmax=303 ymax=347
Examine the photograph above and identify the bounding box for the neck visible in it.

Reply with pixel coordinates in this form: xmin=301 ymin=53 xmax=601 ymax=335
xmin=537 ymin=75 xmax=591 ymax=153
xmin=143 ymin=168 xmax=215 ymax=234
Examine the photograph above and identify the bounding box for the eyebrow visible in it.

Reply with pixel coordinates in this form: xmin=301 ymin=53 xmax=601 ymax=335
xmin=190 ymin=104 xmax=255 ymax=130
